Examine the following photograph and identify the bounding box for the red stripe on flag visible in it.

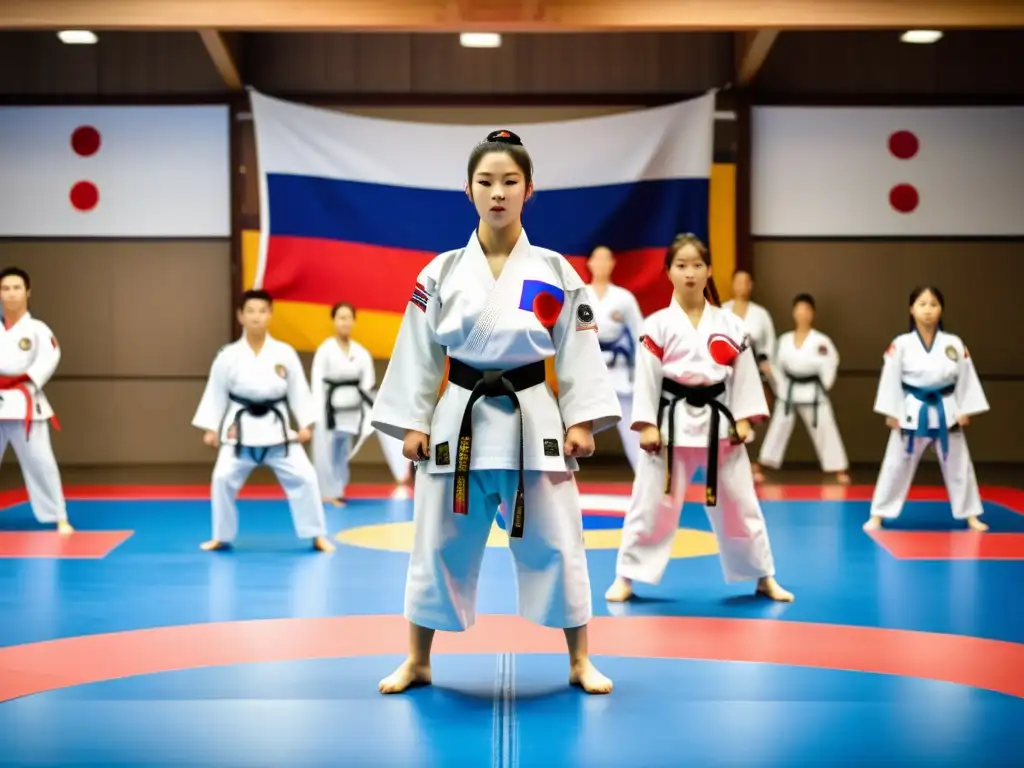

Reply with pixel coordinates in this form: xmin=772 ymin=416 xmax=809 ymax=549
xmin=262 ymin=237 xmax=435 ymax=312
xmin=565 ymin=247 xmax=671 ymax=315
xmin=262 ymin=237 xmax=672 ymax=315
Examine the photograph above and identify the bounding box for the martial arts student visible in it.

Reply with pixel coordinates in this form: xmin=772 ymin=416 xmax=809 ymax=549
xmin=585 ymin=245 xmax=644 ymax=470
xmin=723 ymin=270 xmax=778 ymax=484
xmin=370 ymin=129 xmax=622 ymax=695
xmin=864 ymin=286 xmax=989 ymax=532
xmin=757 ymin=293 xmax=851 ymax=484
xmin=0 ymin=267 xmax=72 ymax=534
xmin=192 ymin=289 xmax=334 ymax=552
xmin=311 ymin=301 xmax=376 ymax=506
xmin=605 ymin=235 xmax=793 ymax=604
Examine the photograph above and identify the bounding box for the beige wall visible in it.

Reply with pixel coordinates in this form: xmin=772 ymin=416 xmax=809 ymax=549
xmin=4 ymin=241 xmax=232 ymax=464
xmin=748 ymin=239 xmax=1024 ymax=464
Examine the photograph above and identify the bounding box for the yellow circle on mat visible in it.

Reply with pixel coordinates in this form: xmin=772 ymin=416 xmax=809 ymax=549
xmin=335 ymin=521 xmax=719 ymax=559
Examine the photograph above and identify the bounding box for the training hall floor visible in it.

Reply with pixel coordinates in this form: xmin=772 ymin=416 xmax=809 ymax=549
xmin=1 ymin=460 xmax=1022 ymax=767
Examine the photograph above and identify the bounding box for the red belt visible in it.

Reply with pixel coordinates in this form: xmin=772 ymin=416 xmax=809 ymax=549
xmin=0 ymin=374 xmax=59 ymax=439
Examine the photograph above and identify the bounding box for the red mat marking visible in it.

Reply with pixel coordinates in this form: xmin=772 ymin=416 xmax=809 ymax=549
xmin=0 ymin=614 xmax=1021 ymax=704
xmin=868 ymin=530 xmax=1024 ymax=561
xmin=0 ymin=530 xmax=133 ymax=559
xmin=0 ymin=483 xmax=1020 ymax=510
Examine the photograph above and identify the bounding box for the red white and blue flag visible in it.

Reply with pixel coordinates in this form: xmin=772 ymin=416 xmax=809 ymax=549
xmin=248 ymin=89 xmax=715 ymax=355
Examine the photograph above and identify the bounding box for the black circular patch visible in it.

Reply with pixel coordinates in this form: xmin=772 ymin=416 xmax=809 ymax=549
xmin=576 ymin=303 xmax=594 ymax=324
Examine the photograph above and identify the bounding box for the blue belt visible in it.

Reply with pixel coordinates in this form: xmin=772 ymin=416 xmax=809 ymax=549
xmin=901 ymin=383 xmax=956 ymax=457
xmin=599 ymin=328 xmax=635 ymax=370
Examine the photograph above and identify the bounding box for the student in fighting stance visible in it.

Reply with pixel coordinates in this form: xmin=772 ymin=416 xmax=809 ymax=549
xmin=193 ymin=289 xmax=334 ymax=552
xmin=0 ymin=267 xmax=72 ymax=534
xmin=757 ymin=293 xmax=851 ymax=484
xmin=371 ymin=130 xmax=621 ymax=696
xmin=865 ymin=286 xmax=989 ymax=532
xmin=605 ymin=235 xmax=792 ymax=604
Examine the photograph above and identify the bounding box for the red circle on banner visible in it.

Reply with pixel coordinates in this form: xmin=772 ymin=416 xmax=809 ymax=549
xmin=888 ymin=130 xmax=919 ymax=160
xmin=533 ymin=292 xmax=563 ymax=328
xmin=889 ymin=183 xmax=919 ymax=214
xmin=70 ymin=181 xmax=99 ymax=212
xmin=71 ymin=126 xmax=101 ymax=157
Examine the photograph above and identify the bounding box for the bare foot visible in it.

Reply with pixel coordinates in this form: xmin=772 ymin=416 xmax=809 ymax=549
xmin=752 ymin=471 xmax=766 ymax=484
xmin=967 ymin=516 xmax=988 ymax=532
xmin=756 ymin=576 xmax=794 ymax=602
xmin=569 ymin=659 xmax=613 ymax=694
xmin=862 ymin=516 xmax=882 ymax=531
xmin=200 ymin=539 xmax=228 ymax=551
xmin=313 ymin=536 xmax=336 ymax=552
xmin=835 ymin=472 xmax=851 ymax=485
xmin=57 ymin=521 xmax=74 ymax=535
xmin=378 ymin=657 xmax=431 ymax=694
xmin=604 ymin=577 xmax=633 ymax=602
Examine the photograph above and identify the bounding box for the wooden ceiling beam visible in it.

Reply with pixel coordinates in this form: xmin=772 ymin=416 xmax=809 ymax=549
xmin=1 ymin=0 xmax=1019 ymax=31
xmin=735 ymin=30 xmax=779 ymax=86
xmin=198 ymin=30 xmax=243 ymax=91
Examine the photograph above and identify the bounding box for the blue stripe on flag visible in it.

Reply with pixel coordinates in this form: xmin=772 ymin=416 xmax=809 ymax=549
xmin=266 ymin=173 xmax=709 ymax=256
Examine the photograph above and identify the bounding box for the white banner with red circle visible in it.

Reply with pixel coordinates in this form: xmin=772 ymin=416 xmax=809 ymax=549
xmin=750 ymin=106 xmax=1024 ymax=237
xmin=0 ymin=105 xmax=230 ymax=238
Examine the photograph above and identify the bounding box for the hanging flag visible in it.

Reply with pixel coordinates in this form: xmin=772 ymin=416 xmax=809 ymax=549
xmin=249 ymin=89 xmax=716 ymax=356
xmin=0 ymin=105 xmax=230 ymax=238
xmin=751 ymin=106 xmax=1024 ymax=237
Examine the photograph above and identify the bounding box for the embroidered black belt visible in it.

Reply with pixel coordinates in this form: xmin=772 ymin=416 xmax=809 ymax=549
xmin=657 ymin=379 xmax=739 ymax=507
xmin=323 ymin=377 xmax=374 ymax=432
xmin=446 ymin=357 xmax=548 ymax=539
xmin=782 ymin=371 xmax=824 ymax=428
xmin=228 ymin=393 xmax=289 ymax=464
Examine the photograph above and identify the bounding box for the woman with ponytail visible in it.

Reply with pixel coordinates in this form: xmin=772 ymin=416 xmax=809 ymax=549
xmin=605 ymin=234 xmax=793 ymax=604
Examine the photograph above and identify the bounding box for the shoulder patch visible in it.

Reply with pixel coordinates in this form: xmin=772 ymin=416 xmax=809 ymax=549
xmin=410 ymin=281 xmax=431 ymax=313
xmin=885 ymin=342 xmax=896 ymax=357
xmin=575 ymin=302 xmax=597 ymax=332
xmin=963 ymin=345 xmax=970 ymax=359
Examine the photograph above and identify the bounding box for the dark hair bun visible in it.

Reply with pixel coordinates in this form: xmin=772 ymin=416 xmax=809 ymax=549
xmin=486 ymin=129 xmax=522 ymax=146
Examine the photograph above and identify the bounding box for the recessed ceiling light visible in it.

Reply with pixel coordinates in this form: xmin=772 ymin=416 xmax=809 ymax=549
xmin=900 ymin=30 xmax=943 ymax=44
xmin=57 ymin=30 xmax=98 ymax=44
xmin=460 ymin=33 xmax=501 ymax=48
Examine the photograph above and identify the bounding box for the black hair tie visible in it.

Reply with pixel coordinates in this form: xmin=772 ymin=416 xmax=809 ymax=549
xmin=487 ymin=129 xmax=523 ymax=146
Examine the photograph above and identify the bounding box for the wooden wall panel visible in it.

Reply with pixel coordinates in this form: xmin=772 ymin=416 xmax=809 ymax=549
xmin=0 ymin=32 xmax=227 ymax=96
xmin=244 ymin=32 xmax=734 ymax=95
xmin=751 ymin=239 xmax=1024 ymax=463
xmin=0 ymin=241 xmax=231 ymax=466
xmin=755 ymin=30 xmax=1024 ymax=96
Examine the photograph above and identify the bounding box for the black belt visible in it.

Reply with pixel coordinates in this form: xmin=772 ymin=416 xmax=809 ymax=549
xmin=657 ymin=380 xmax=738 ymax=507
xmin=782 ymin=371 xmax=824 ymax=428
xmin=228 ymin=393 xmax=289 ymax=464
xmin=446 ymin=357 xmax=548 ymax=538
xmin=323 ymin=377 xmax=374 ymax=431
